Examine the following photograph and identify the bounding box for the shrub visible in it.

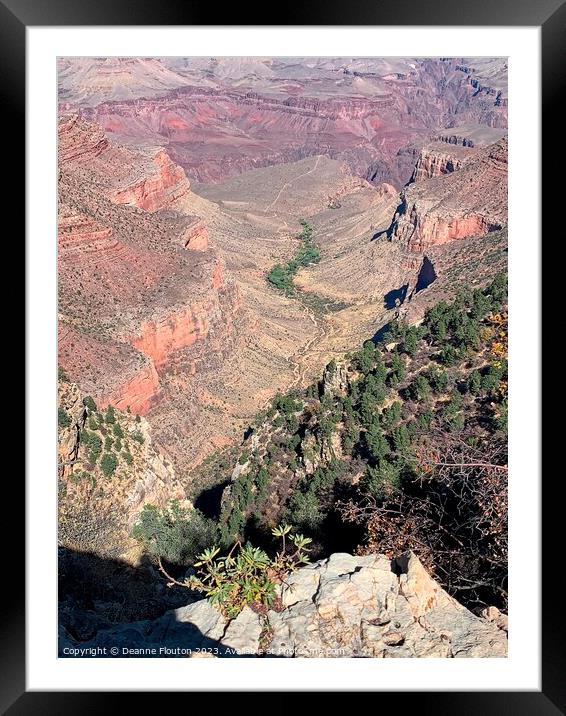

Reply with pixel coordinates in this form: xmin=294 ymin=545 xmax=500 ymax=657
xmin=122 ymin=450 xmax=134 ymax=466
xmin=439 ymin=345 xmax=460 ymax=366
xmin=112 ymin=422 xmax=124 ymax=438
xmin=426 ymin=367 xmax=450 ymax=394
xmin=467 ymin=370 xmax=482 ymax=395
xmin=286 ymin=490 xmax=324 ymax=532
xmin=401 ymin=327 xmax=419 ymax=357
xmin=131 ymin=430 xmax=145 ymax=445
xmin=87 ymin=415 xmax=99 ymax=431
xmin=133 ymin=501 xmax=218 ymax=565
xmin=364 ymin=419 xmax=390 ymax=463
xmin=58 ymin=407 xmax=72 ymax=428
xmin=409 ymin=375 xmax=431 ymax=402
xmin=81 ymin=430 xmax=102 ymax=462
xmin=361 ymin=462 xmax=401 ymax=498
xmin=381 ymin=402 xmax=401 ymax=429
xmin=105 ymin=405 xmax=116 ymax=424
xmin=83 ymin=396 xmax=97 ymax=413
xmin=179 ymin=527 xmax=311 ymax=618
xmin=100 ymin=452 xmax=118 ymax=477
xmin=389 ymin=351 xmax=406 ymax=383
xmin=273 ymin=392 xmax=302 ymax=415
xmin=58 ymin=366 xmax=70 ymax=382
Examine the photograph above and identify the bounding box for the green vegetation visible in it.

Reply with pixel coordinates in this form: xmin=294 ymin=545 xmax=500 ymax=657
xmin=122 ymin=450 xmax=134 ymax=466
xmin=267 ymin=220 xmax=321 ymax=294
xmin=83 ymin=396 xmax=97 ymax=413
xmin=177 ymin=525 xmax=311 ymax=618
xmin=131 ymin=430 xmax=145 ymax=445
xmin=100 ymin=452 xmax=118 ymax=477
xmin=81 ymin=429 xmax=102 ymax=464
xmin=58 ymin=407 xmax=72 ymax=428
xmin=127 ymin=274 xmax=507 ymax=611
xmin=132 ymin=500 xmax=218 ymax=565
xmin=58 ymin=366 xmax=70 ymax=383
xmin=210 ymin=274 xmax=508 ymax=609
xmin=104 ymin=405 xmax=116 ymax=425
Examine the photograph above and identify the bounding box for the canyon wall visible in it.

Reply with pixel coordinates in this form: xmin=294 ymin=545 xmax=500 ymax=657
xmin=60 ymin=57 xmax=507 ymax=188
xmin=58 ymin=116 xmax=241 ymax=426
xmin=387 ymin=137 xmax=507 ymax=253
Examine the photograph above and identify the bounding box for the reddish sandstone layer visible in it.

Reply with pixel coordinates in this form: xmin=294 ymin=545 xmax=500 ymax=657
xmin=59 ymin=115 xmax=192 ymax=214
xmin=387 ymin=138 xmax=507 ymax=252
xmin=100 ymin=361 xmax=161 ymax=414
xmin=410 ymin=143 xmax=476 ymax=183
xmin=58 ymin=324 xmax=162 ymax=415
xmin=183 ymin=221 xmax=209 ymax=251
xmin=109 ymin=149 xmax=191 ymax=212
xmin=58 ymin=116 xmax=241 ymax=420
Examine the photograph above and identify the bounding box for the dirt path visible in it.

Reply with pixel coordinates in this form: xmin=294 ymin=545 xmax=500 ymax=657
xmin=288 ymin=304 xmax=325 ymax=390
xmin=265 ymin=155 xmax=321 ymax=212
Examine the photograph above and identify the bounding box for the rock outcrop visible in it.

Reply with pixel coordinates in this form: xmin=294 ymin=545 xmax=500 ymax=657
xmin=58 ymin=380 xmax=187 ymax=562
xmin=182 ymin=220 xmax=209 ymax=251
xmin=387 ymin=138 xmax=507 ymax=252
xmin=63 ymin=551 xmax=507 ymax=658
xmin=409 ymin=142 xmax=476 ymax=183
xmin=109 ymin=149 xmax=191 ymax=212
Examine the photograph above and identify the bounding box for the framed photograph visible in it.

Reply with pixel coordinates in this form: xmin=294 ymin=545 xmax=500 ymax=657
xmin=9 ymin=0 xmax=557 ymax=707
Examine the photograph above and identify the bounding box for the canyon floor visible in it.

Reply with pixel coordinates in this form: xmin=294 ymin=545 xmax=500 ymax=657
xmin=58 ymin=56 xmax=508 ymax=480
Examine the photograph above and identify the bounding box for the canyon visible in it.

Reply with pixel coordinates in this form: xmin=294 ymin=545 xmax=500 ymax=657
xmin=58 ymin=56 xmax=507 ymax=497
xmin=60 ymin=57 xmax=507 ymax=188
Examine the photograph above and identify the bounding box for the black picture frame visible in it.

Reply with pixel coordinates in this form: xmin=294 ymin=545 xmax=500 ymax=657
xmin=9 ymin=0 xmax=558 ymax=708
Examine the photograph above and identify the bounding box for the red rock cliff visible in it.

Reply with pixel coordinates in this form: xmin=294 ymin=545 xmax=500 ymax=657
xmin=109 ymin=149 xmax=191 ymax=212
xmin=410 ymin=143 xmax=476 ymax=183
xmin=387 ymin=138 xmax=507 ymax=253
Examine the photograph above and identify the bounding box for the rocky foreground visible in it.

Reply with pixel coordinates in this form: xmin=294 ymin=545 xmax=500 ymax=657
xmin=61 ymin=552 xmax=507 ymax=658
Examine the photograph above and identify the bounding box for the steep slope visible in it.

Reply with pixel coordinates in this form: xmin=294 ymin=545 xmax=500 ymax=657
xmin=58 ymin=377 xmax=187 ymax=562
xmin=58 ymin=116 xmax=244 ymax=461
xmin=211 ymin=277 xmax=508 ymax=609
xmin=385 ymin=138 xmax=507 ymax=252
